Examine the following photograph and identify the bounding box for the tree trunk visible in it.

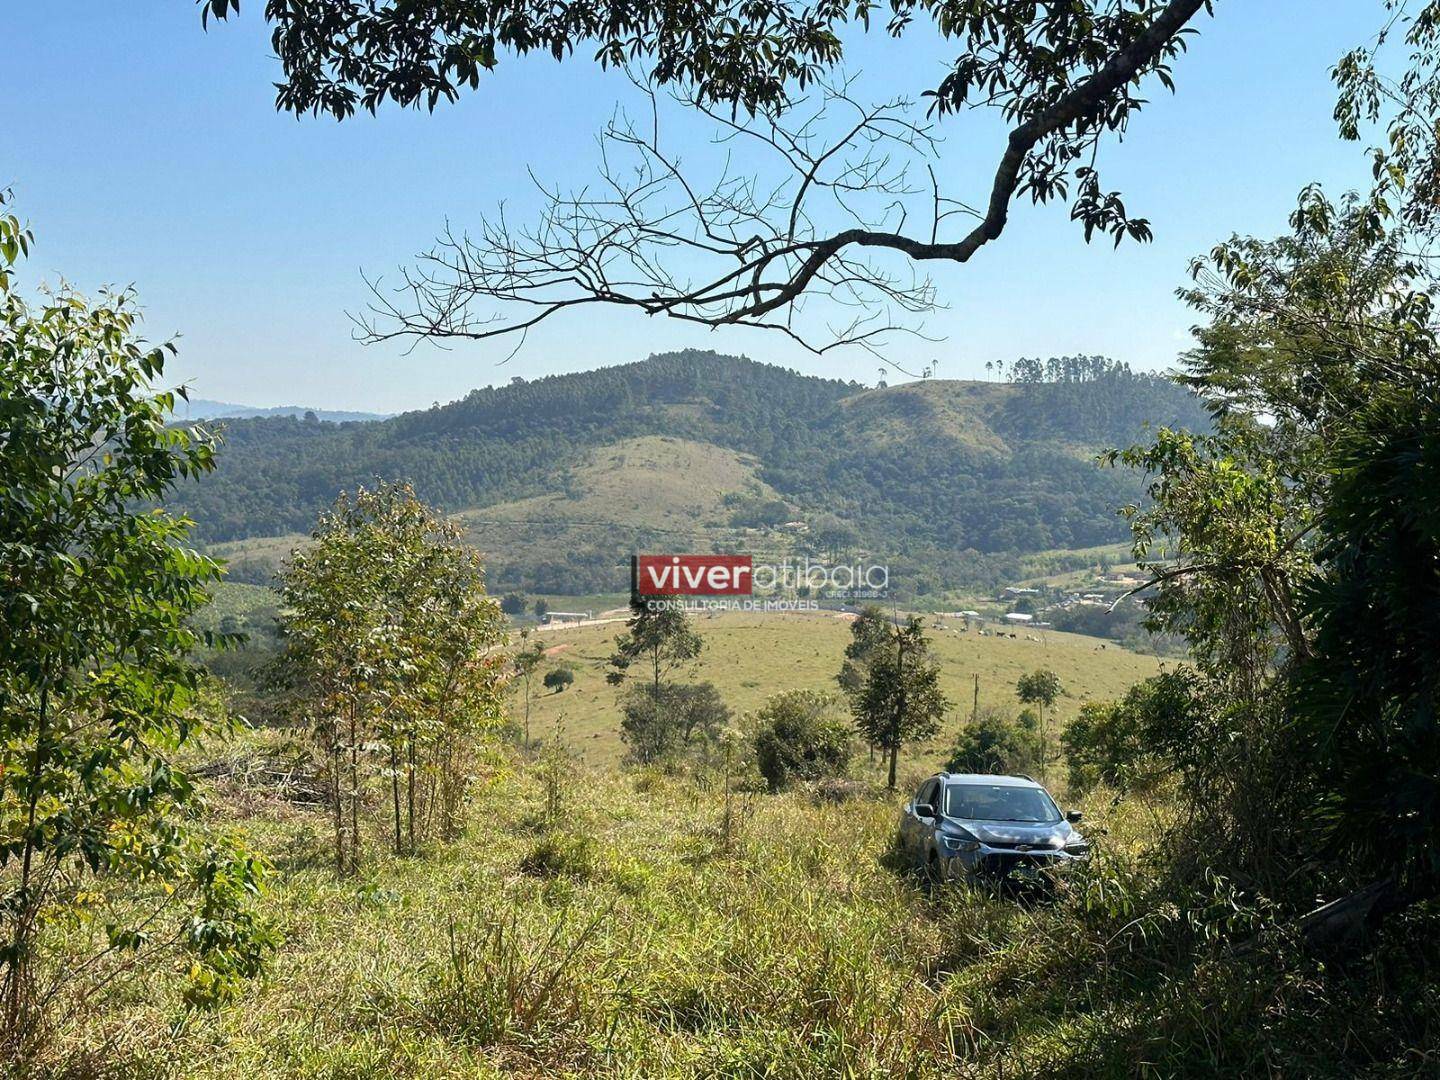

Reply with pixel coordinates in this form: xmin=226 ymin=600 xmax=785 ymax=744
xmin=888 ymin=628 xmax=906 ymax=790
xmin=331 ymin=734 xmax=344 ymax=875
xmin=348 ymin=702 xmax=361 ymax=872
xmin=1039 ymin=700 xmax=1047 ymax=783
xmin=406 ymin=736 xmax=417 ymax=852
xmin=390 ymin=742 xmax=402 ymax=855
xmin=4 ymin=682 xmax=50 ymax=1050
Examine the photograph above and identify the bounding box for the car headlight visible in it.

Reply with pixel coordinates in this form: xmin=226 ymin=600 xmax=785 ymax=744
xmin=939 ymin=834 xmax=980 ymax=853
xmin=1063 ymin=840 xmax=1090 ymax=856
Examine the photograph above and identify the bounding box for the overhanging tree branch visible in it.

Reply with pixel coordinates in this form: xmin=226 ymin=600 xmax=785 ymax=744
xmin=208 ymin=0 xmax=1214 ymax=354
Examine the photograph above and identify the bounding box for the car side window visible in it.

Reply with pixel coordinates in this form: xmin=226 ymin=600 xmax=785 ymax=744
xmin=916 ymin=780 xmax=938 ymax=813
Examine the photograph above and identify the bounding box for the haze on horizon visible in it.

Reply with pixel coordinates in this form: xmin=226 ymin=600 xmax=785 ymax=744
xmin=4 ymin=2 xmax=1381 ymax=413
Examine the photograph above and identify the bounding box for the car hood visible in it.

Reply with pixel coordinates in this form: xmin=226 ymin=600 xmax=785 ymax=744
xmin=942 ymin=818 xmax=1077 ymax=847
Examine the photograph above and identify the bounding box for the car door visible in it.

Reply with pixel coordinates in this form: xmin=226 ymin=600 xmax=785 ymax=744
xmin=901 ymin=779 xmax=939 ymax=860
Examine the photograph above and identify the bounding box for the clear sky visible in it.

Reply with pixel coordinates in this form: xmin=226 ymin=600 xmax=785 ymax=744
xmin=3 ymin=2 xmax=1385 ymax=413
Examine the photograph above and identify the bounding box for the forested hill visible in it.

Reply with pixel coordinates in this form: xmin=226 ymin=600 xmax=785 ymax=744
xmin=173 ymin=350 xmax=1209 ymax=595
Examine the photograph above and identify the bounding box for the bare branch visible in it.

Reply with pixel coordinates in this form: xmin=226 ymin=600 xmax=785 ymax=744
xmin=354 ymin=0 xmax=1208 ymax=355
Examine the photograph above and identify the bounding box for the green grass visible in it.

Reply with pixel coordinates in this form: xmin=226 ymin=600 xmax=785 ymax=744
xmin=521 ymin=610 xmax=1162 ymax=767
xmin=458 ymin=435 xmax=781 ymax=537
xmin=205 ymin=435 xmax=801 ymax=592
xmin=48 ymin=738 xmax=1440 ymax=1079
xmin=195 ymin=581 xmax=283 ymax=631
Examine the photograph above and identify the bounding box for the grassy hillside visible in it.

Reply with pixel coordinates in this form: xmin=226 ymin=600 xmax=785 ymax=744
xmin=458 ymin=437 xmax=791 ymax=591
xmin=519 ymin=610 xmax=1162 ymax=767
xmin=171 ymin=351 xmax=1210 ymax=598
xmin=54 ymin=743 xmax=1436 ymax=1078
xmin=464 ymin=436 xmax=777 ymax=533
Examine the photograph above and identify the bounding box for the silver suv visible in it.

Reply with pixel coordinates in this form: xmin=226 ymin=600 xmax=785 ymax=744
xmin=898 ymin=772 xmax=1089 ymax=885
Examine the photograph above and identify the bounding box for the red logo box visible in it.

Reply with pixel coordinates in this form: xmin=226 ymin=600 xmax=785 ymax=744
xmin=633 ymin=554 xmax=753 ymax=596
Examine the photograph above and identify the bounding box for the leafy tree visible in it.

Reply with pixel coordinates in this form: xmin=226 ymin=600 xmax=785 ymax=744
xmin=397 ymin=532 xmax=509 ymax=843
xmin=0 ymin=199 xmax=271 ymax=1058
xmin=1111 ymin=172 xmax=1440 ymax=904
xmin=752 ymin=690 xmax=853 ymax=792
xmin=511 ymin=633 xmax=547 ymax=748
xmin=532 ymin=597 xmax=550 ymax=620
xmin=619 ymin=681 xmax=730 ymax=766
xmin=618 ymin=688 xmax=673 ymax=766
xmin=606 ymin=597 xmax=702 ymax=694
xmin=499 ymin=592 xmax=528 ymax=616
xmin=1016 ymin=670 xmax=1063 ymax=725
xmin=543 ymin=668 xmax=574 ymax=694
xmin=1015 ymin=669 xmax=1063 ymax=781
xmin=945 ymin=706 xmax=1042 ymax=777
xmin=277 ymin=482 xmax=506 ymax=867
xmin=671 ymin=682 xmax=731 ymax=749
xmin=1061 ymin=672 xmax=1197 ymax=797
xmin=853 ymin=617 xmax=949 ymax=789
xmin=836 ymin=604 xmax=892 ymax=697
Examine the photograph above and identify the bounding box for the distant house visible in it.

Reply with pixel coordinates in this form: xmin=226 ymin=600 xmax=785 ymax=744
xmin=542 ymin=611 xmax=593 ymax=625
xmin=1003 ymin=586 xmax=1040 ymax=596
xmin=1004 ymin=612 xmax=1034 ymax=624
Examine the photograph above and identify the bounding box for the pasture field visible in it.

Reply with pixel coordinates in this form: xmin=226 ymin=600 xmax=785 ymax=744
xmin=521 ymin=609 xmax=1163 ymax=768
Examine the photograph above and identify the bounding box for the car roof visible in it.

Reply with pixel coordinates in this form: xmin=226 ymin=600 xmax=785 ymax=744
xmin=935 ymin=772 xmax=1043 ymax=789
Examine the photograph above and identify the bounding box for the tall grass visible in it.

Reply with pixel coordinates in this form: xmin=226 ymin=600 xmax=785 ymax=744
xmin=34 ymin=751 xmax=1440 ymax=1078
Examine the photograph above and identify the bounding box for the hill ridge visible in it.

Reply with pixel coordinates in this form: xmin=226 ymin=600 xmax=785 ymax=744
xmin=173 ymin=349 xmax=1209 ymax=597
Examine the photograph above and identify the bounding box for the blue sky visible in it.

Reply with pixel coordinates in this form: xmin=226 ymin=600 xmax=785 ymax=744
xmin=3 ymin=2 xmax=1385 ymax=412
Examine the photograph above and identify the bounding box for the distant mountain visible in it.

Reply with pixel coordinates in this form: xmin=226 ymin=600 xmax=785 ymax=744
xmin=172 ymin=350 xmax=1210 ymax=598
xmin=175 ymin=398 xmax=391 ymax=423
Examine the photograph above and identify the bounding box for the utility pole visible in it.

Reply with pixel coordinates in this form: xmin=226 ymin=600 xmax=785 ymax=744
xmin=972 ymin=673 xmax=980 ymax=725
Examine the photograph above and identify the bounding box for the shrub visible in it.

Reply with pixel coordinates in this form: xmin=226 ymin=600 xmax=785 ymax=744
xmin=751 ymin=690 xmax=853 ymax=791
xmin=518 ymin=831 xmax=596 ymax=881
xmin=945 ymin=705 xmax=1043 ymax=775
xmin=620 ymin=682 xmax=731 ymax=765
xmin=543 ymin=667 xmax=574 ymax=693
xmin=1062 ymin=670 xmax=1197 ymax=796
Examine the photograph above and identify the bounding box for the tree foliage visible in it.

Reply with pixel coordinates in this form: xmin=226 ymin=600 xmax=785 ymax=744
xmin=606 ymin=597 xmax=703 ymax=692
xmin=852 ymin=617 xmax=948 ymax=789
xmin=510 ymin=632 xmax=547 ymax=748
xmin=836 ymin=604 xmax=892 ymax=697
xmin=945 ymin=705 xmax=1041 ymax=777
xmin=0 ymin=196 xmax=271 ymax=1057
xmin=752 ymin=690 xmax=853 ymax=791
xmin=1116 ymin=175 xmax=1440 ymax=898
xmin=203 ymin=1 xmax=1211 ymax=351
xmin=276 ymin=482 xmax=507 ymax=870
xmin=619 ymin=681 xmax=731 ymax=766
xmin=1061 ymin=672 xmax=1196 ymax=796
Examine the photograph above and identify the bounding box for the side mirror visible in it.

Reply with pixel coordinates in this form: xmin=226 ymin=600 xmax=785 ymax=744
xmin=914 ymin=803 xmax=936 ymax=820
xmin=1066 ymin=810 xmax=1083 ymax=824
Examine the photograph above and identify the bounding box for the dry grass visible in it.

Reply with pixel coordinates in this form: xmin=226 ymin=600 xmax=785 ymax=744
xmin=40 ymin=741 xmax=1440 ymax=1079
xmin=524 ymin=609 xmax=1164 ymax=767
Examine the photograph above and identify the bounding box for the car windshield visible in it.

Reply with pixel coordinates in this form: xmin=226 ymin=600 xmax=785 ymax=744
xmin=944 ymin=783 xmax=1059 ymax=823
